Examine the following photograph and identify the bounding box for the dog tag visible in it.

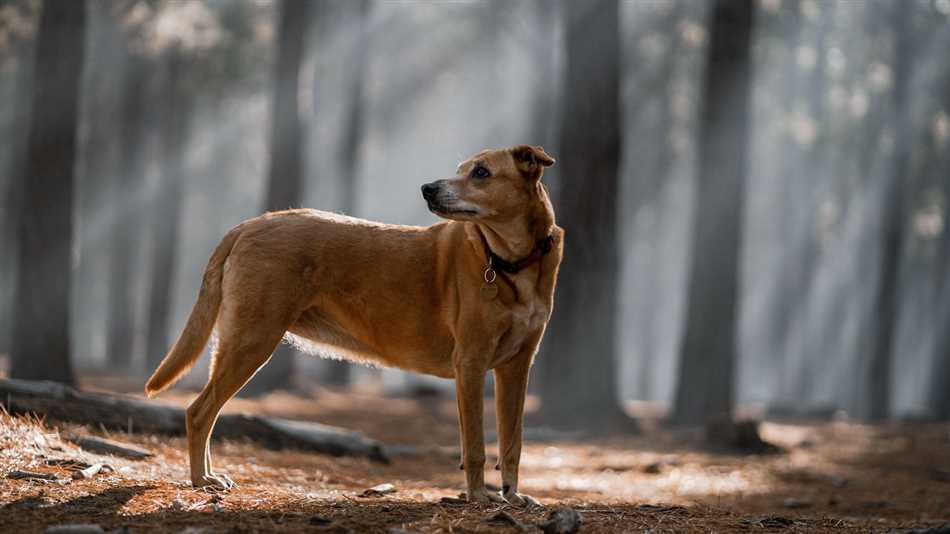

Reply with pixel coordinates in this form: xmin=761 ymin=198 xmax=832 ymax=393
xmin=480 ymin=283 xmax=498 ymax=301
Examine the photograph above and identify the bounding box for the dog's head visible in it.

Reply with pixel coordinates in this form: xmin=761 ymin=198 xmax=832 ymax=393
xmin=421 ymin=145 xmax=555 ymax=222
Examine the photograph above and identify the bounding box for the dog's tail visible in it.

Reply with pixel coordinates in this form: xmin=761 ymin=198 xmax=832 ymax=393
xmin=144 ymin=224 xmax=243 ymax=398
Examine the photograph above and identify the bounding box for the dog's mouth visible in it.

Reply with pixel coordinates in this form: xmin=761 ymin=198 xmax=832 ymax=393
xmin=422 ymin=183 xmax=481 ymax=218
xmin=426 ymin=201 xmax=479 ymax=216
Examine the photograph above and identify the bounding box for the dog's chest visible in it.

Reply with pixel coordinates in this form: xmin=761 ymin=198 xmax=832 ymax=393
xmin=490 ymin=282 xmax=549 ymax=366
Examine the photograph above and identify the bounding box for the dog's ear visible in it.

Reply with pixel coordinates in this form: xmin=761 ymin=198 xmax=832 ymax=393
xmin=511 ymin=145 xmax=555 ymax=178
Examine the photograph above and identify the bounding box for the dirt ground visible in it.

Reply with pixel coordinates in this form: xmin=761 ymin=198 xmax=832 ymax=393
xmin=1 ymin=380 xmax=949 ymax=533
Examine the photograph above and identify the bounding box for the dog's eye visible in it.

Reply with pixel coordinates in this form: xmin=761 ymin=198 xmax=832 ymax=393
xmin=472 ymin=166 xmax=490 ymax=179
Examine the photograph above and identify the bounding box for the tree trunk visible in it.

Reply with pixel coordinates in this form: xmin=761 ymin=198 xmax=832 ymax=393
xmin=931 ymin=214 xmax=950 ymax=420
xmin=862 ymin=6 xmax=913 ymax=421
xmin=536 ymin=0 xmax=631 ymax=432
xmin=243 ymin=0 xmax=309 ymax=396
xmin=145 ymin=49 xmax=188 ymax=370
xmin=671 ymin=0 xmax=754 ymax=427
xmin=0 ymin=44 xmax=33 ymax=356
xmin=928 ymin=66 xmax=950 ymax=421
xmin=10 ymin=0 xmax=86 ymax=385
xmin=106 ymin=52 xmax=149 ymax=369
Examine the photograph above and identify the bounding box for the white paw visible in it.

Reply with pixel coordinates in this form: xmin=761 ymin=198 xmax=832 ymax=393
xmin=465 ymin=489 xmax=507 ymax=505
xmin=193 ymin=472 xmax=234 ymax=491
xmin=504 ymin=490 xmax=542 ymax=508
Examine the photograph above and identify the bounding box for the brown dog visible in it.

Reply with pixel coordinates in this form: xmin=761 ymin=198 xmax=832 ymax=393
xmin=145 ymin=145 xmax=563 ymax=505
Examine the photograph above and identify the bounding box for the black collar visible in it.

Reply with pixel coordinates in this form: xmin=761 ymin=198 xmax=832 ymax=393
xmin=486 ymin=235 xmax=555 ymax=275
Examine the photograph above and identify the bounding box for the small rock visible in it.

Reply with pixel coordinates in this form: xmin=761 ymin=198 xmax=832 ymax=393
xmin=360 ymin=483 xmax=397 ymax=497
xmin=309 ymin=514 xmax=333 ymax=525
xmin=169 ymin=498 xmax=186 ymax=511
xmin=783 ymin=497 xmax=812 ymax=509
xmin=44 ymin=525 xmax=105 ymax=534
xmin=539 ymin=508 xmax=582 ymax=534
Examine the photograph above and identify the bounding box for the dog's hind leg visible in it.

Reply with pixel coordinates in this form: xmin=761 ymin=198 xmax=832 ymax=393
xmin=186 ymin=309 xmax=289 ymax=490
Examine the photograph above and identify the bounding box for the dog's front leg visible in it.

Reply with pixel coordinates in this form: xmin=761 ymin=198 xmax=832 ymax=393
xmin=454 ymin=358 xmax=504 ymax=504
xmin=494 ymin=354 xmax=541 ymax=507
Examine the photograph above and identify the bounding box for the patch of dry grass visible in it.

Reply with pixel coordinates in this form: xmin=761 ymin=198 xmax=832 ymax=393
xmin=1 ymin=390 xmax=949 ymax=532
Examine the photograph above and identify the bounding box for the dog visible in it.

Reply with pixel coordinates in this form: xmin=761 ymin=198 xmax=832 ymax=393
xmin=145 ymin=144 xmax=563 ymax=505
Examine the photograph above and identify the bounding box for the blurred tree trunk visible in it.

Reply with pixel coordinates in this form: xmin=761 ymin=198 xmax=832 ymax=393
xmin=927 ymin=62 xmax=950 ymax=421
xmin=862 ymin=7 xmax=913 ymax=421
xmin=537 ymin=0 xmax=632 ymax=432
xmin=931 ymin=193 xmax=950 ymax=420
xmin=324 ymin=0 xmax=369 ymax=387
xmin=145 ymin=48 xmax=189 ymax=370
xmin=106 ymin=50 xmax=148 ymax=369
xmin=671 ymin=0 xmax=754 ymax=426
xmin=243 ymin=0 xmax=309 ymax=396
xmin=0 ymin=43 xmax=33 ymax=356
xmin=10 ymin=0 xmax=86 ymax=384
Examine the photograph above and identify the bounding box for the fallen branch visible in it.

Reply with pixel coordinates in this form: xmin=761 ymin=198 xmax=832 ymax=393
xmin=7 ymin=470 xmax=60 ymax=481
xmin=65 ymin=436 xmax=153 ymax=460
xmin=0 ymin=378 xmax=387 ymax=463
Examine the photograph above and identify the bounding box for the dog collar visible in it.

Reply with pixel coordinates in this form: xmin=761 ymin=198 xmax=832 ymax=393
xmin=485 ymin=235 xmax=555 ymax=275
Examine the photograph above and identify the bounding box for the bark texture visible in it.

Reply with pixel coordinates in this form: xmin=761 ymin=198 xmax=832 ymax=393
xmin=537 ymin=0 xmax=630 ymax=431
xmin=671 ymin=0 xmax=754 ymax=426
xmin=10 ymin=0 xmax=86 ymax=385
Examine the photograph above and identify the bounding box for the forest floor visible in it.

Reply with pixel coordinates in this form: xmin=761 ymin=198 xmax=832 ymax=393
xmin=1 ymin=379 xmax=949 ymax=533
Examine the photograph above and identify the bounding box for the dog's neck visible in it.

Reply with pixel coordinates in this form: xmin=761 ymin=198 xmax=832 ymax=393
xmin=477 ymin=185 xmax=555 ymax=265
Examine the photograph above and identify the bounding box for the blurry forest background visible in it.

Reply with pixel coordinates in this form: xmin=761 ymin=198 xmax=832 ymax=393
xmin=1 ymin=0 xmax=950 ymax=430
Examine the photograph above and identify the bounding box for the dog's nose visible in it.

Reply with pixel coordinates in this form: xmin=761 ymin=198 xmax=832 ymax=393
xmin=421 ymin=183 xmax=439 ymax=199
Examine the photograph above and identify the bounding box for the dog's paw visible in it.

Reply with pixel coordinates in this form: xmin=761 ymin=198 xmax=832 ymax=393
xmin=193 ymin=473 xmax=234 ymax=491
xmin=503 ymin=490 xmax=542 ymax=508
xmin=465 ymin=489 xmax=507 ymax=505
